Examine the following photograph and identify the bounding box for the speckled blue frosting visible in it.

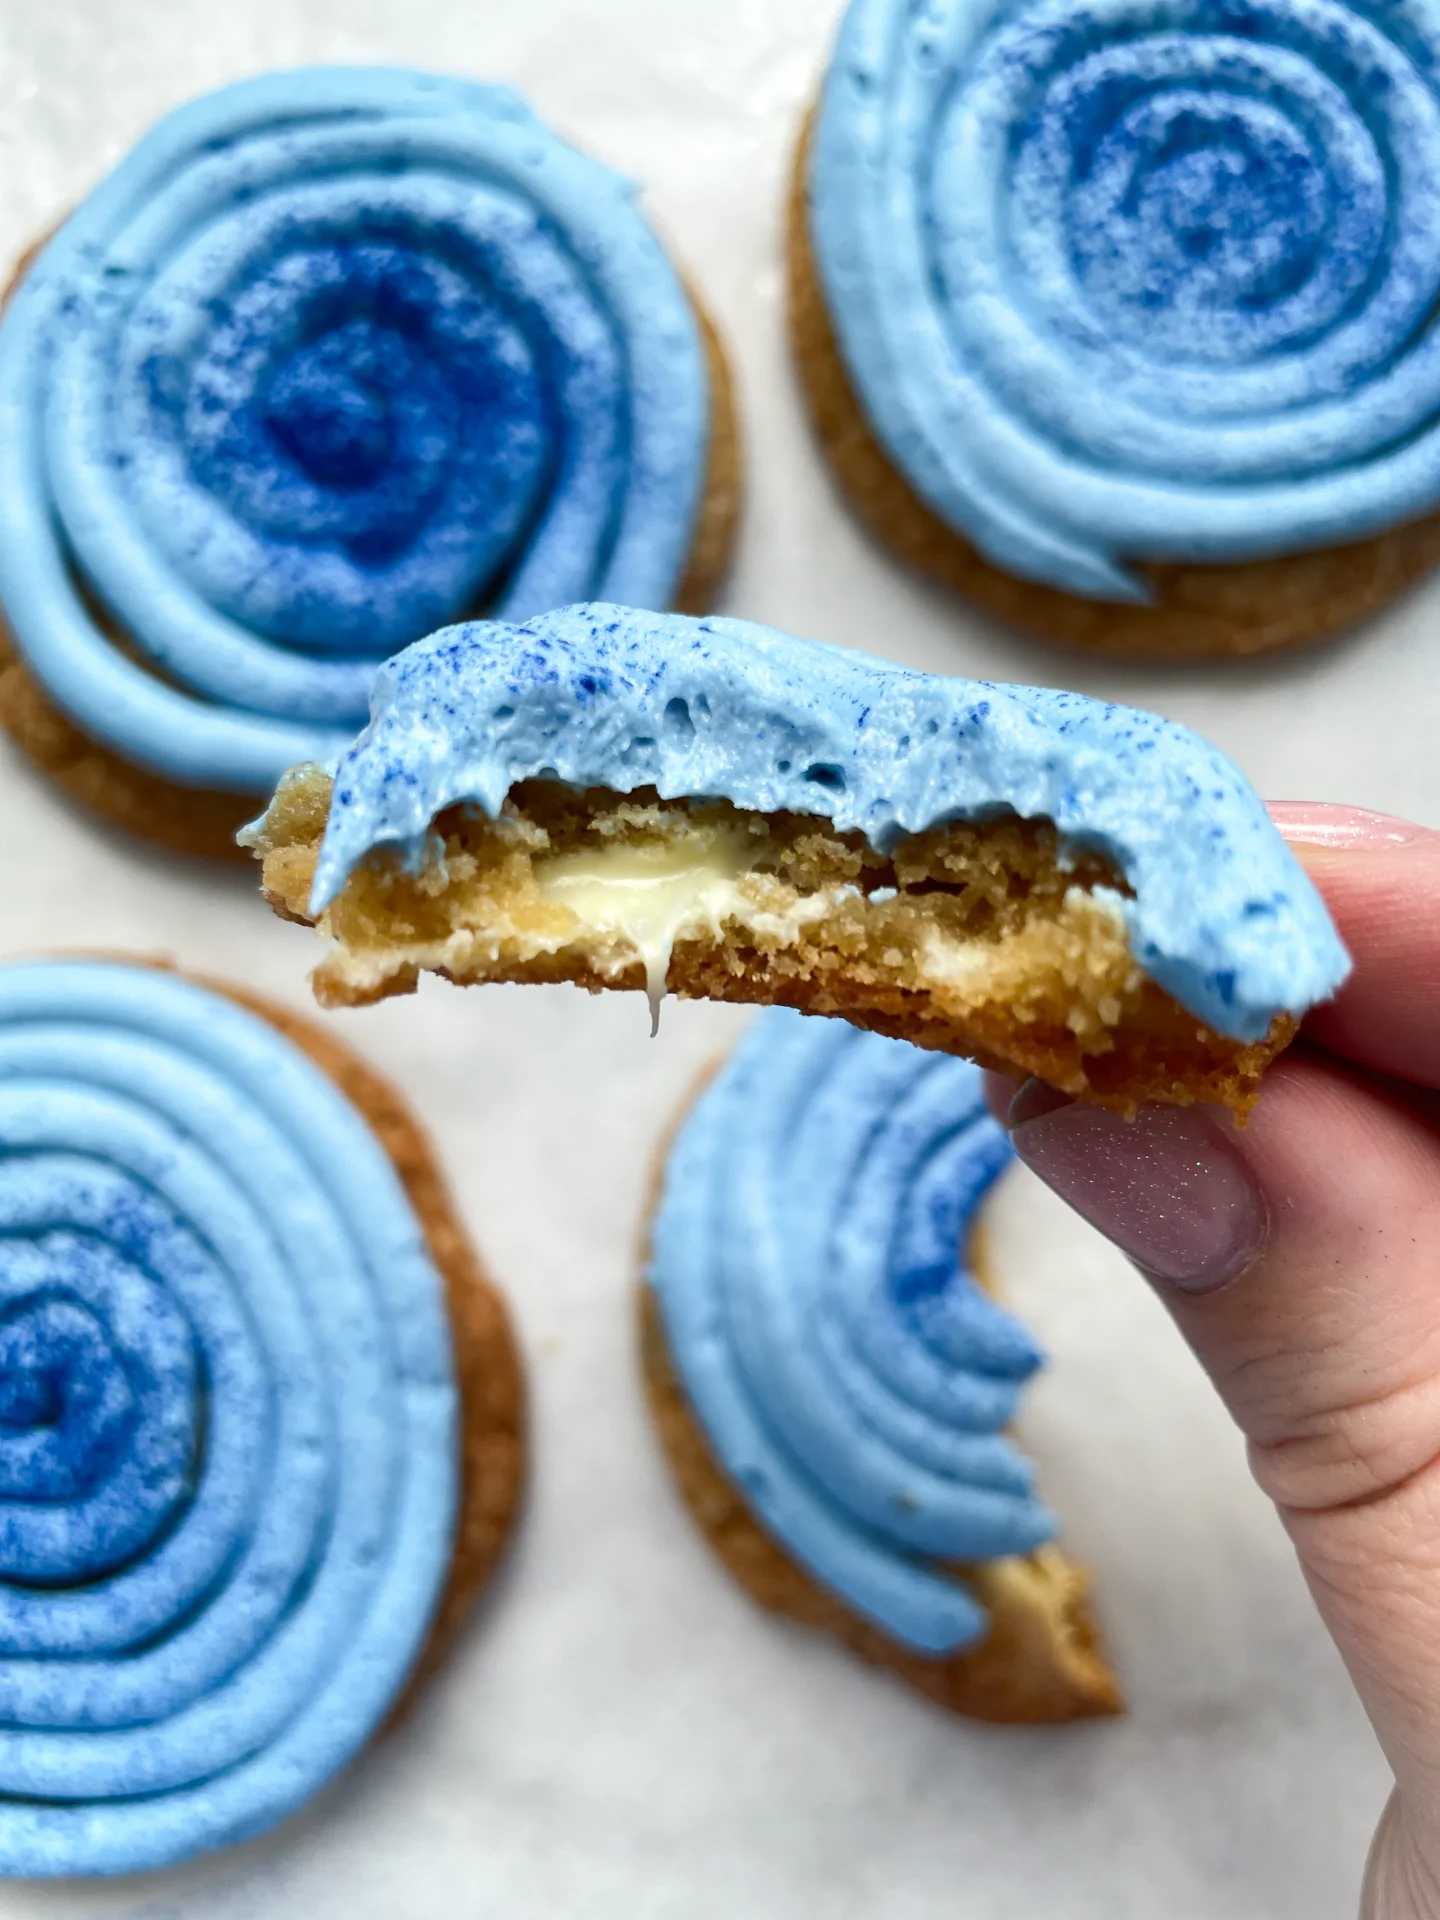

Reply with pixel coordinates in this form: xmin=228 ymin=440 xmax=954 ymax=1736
xmin=650 ymin=1008 xmax=1049 ymax=1654
xmin=0 ymin=961 xmax=457 ymax=1877
xmin=0 ymin=68 xmax=708 ymax=793
xmin=810 ymin=0 xmax=1440 ymax=599
xmin=310 ymin=604 xmax=1350 ymax=1042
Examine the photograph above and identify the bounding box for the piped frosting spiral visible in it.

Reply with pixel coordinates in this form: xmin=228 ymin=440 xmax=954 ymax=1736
xmin=810 ymin=0 xmax=1440 ymax=599
xmin=0 ymin=960 xmax=457 ymax=1876
xmin=649 ymin=1008 xmax=1051 ymax=1654
xmin=0 ymin=68 xmax=709 ymax=792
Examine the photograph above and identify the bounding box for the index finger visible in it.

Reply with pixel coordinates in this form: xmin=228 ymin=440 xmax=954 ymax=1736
xmin=1268 ymin=804 xmax=1440 ymax=1093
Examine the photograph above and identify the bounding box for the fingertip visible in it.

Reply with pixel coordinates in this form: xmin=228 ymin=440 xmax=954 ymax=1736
xmin=1259 ymin=811 xmax=1440 ymax=1088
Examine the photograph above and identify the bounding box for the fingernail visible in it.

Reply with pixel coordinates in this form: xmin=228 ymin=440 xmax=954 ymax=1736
xmin=1008 ymin=1086 xmax=1268 ymax=1294
xmin=1267 ymin=802 xmax=1427 ymax=850
xmin=981 ymin=1069 xmax=1019 ymax=1126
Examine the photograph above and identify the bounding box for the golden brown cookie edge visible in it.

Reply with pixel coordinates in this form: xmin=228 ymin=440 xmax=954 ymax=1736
xmin=673 ymin=286 xmax=744 ymax=615
xmin=786 ymin=108 xmax=1440 ymax=660
xmin=306 ymin=934 xmax=1292 ymax=1120
xmin=99 ymin=957 xmax=527 ymax=1712
xmin=0 ymin=625 xmax=259 ymax=863
xmin=635 ymin=1066 xmax=1122 ymax=1724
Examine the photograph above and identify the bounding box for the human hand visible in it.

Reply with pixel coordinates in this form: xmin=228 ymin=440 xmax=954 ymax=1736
xmin=983 ymin=804 xmax=1440 ymax=1919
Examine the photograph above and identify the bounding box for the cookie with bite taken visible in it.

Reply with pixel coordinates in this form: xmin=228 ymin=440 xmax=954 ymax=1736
xmin=641 ymin=1007 xmax=1121 ymax=1723
xmin=247 ymin=604 xmax=1348 ymax=1114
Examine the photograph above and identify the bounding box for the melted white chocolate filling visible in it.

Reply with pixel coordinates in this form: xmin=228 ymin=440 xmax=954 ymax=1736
xmin=531 ymin=833 xmax=852 ymax=1031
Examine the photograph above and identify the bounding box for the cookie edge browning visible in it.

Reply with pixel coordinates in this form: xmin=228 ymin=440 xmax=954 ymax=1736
xmin=787 ymin=107 xmax=1440 ymax=661
xmin=0 ymin=235 xmax=739 ymax=860
xmin=635 ymin=1067 xmax=1123 ymax=1725
xmin=302 ymin=937 xmax=1294 ymax=1120
xmin=122 ymin=959 xmax=527 ymax=1713
xmin=0 ymin=624 xmax=260 ymax=863
xmin=673 ymin=285 xmax=744 ymax=616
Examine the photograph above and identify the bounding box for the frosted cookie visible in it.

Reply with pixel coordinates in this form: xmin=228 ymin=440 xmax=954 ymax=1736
xmin=248 ymin=604 xmax=1349 ymax=1114
xmin=642 ymin=1009 xmax=1119 ymax=1721
xmin=0 ymin=958 xmax=523 ymax=1876
xmin=0 ymin=68 xmax=738 ymax=859
xmin=790 ymin=0 xmax=1440 ymax=658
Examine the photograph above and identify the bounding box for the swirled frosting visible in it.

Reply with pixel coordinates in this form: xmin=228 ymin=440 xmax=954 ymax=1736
xmin=0 ymin=960 xmax=457 ymax=1876
xmin=305 ymin=603 xmax=1349 ymax=1042
xmin=650 ymin=1007 xmax=1049 ymax=1653
xmin=0 ymin=68 xmax=708 ymax=792
xmin=810 ymin=0 xmax=1440 ymax=599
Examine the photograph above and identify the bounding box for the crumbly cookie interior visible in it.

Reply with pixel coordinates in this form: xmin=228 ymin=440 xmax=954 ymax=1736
xmin=249 ymin=765 xmax=1292 ymax=1112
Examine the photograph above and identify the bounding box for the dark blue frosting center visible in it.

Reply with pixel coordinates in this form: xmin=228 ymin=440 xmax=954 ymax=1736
xmin=183 ymin=240 xmax=552 ymax=629
xmin=0 ymin=1214 xmax=201 ymax=1587
xmin=1014 ymin=25 xmax=1384 ymax=365
xmin=0 ymin=1295 xmax=137 ymax=1501
xmin=263 ymin=338 xmax=400 ymax=492
xmin=1072 ymin=90 xmax=1331 ymax=328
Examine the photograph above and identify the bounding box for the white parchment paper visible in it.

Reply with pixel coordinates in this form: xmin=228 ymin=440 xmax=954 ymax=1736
xmin=0 ymin=0 xmax=1418 ymax=1912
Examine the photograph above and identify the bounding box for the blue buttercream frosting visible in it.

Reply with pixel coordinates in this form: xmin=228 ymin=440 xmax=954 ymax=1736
xmin=810 ymin=0 xmax=1440 ymax=599
xmin=0 ymin=961 xmax=457 ymax=1877
xmin=650 ymin=1007 xmax=1049 ymax=1655
xmin=308 ymin=603 xmax=1350 ymax=1043
xmin=0 ymin=67 xmax=709 ymax=793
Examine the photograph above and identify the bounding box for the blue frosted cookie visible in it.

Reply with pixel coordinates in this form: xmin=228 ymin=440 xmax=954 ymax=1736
xmin=642 ymin=1008 xmax=1120 ymax=1721
xmin=248 ymin=603 xmax=1348 ymax=1113
xmin=0 ymin=68 xmax=736 ymax=856
xmin=0 ymin=958 xmax=522 ymax=1876
xmin=791 ymin=0 xmax=1440 ymax=655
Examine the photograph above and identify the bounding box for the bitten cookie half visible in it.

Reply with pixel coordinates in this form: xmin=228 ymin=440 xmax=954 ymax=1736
xmin=0 ymin=68 xmax=739 ymax=857
xmin=248 ymin=605 xmax=1349 ymax=1116
xmin=789 ymin=1 xmax=1440 ymax=659
xmin=639 ymin=1012 xmax=1121 ymax=1724
xmin=0 ymin=957 xmax=524 ymax=1876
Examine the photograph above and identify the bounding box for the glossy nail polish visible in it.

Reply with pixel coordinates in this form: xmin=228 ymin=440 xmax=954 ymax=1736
xmin=1267 ymin=802 xmax=1428 ymax=850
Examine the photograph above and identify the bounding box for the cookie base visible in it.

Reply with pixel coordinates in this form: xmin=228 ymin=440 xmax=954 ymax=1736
xmin=673 ymin=290 xmax=743 ymax=615
xmin=337 ymin=943 xmax=1288 ymax=1116
xmin=0 ymin=625 xmax=260 ymax=862
xmin=639 ymin=1285 xmax=1120 ymax=1724
xmin=788 ymin=112 xmax=1440 ymax=660
xmin=181 ymin=966 xmax=526 ymax=1704
xmin=252 ymin=768 xmax=1296 ymax=1117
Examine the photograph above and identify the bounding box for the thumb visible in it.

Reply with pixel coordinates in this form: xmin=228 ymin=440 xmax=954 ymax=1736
xmin=999 ymin=1049 xmax=1440 ymax=1845
xmin=991 ymin=812 xmax=1440 ymax=1909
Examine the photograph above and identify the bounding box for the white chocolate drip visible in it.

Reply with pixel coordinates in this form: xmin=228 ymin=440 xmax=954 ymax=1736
xmin=532 ymin=835 xmax=857 ymax=1032
xmin=533 ymin=834 xmax=757 ymax=1033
